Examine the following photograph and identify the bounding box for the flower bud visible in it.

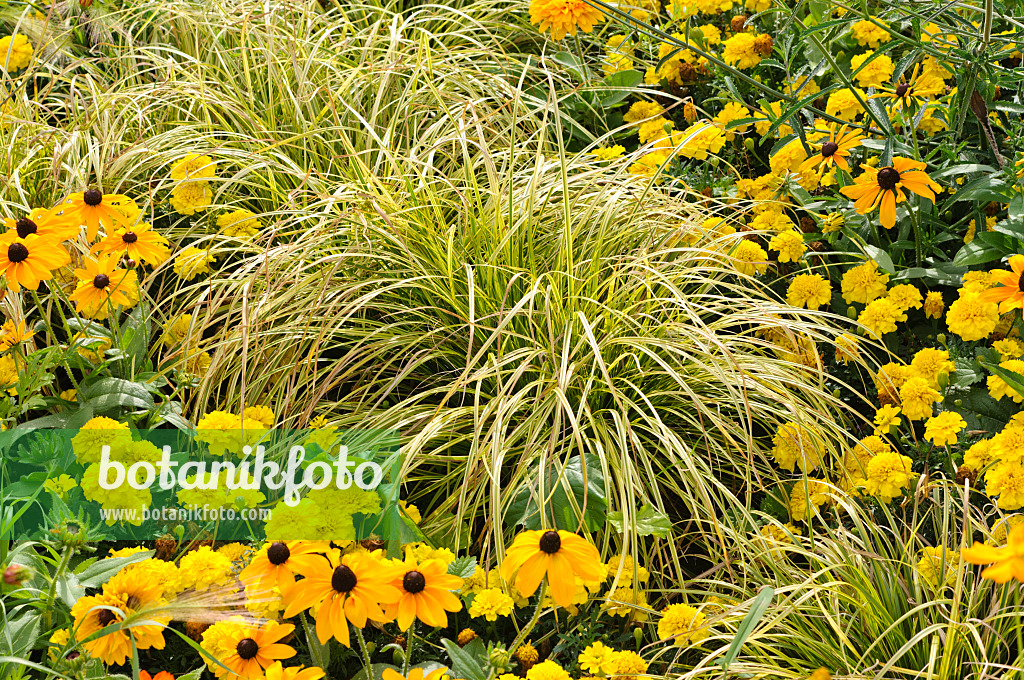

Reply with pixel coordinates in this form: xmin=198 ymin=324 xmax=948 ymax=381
xmin=3 ymin=563 xmax=31 ymax=586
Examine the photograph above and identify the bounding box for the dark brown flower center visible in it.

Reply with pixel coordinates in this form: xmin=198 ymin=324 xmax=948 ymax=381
xmin=403 ymin=570 xmax=426 ymax=593
xmin=7 ymin=243 xmax=29 ymax=263
xmin=877 ymin=167 xmax=901 ymax=191
xmin=1018 ymin=270 xmax=1024 ymax=293
xmin=820 ymin=141 xmax=839 ymax=158
xmin=895 ymin=83 xmax=910 ymax=98
xmin=267 ymin=541 xmax=290 ymax=565
xmin=121 ymin=231 xmax=138 ymax=244
xmin=15 ymin=218 xmax=37 ymax=238
xmin=84 ymin=189 xmax=103 ymax=206
xmin=93 ymin=274 xmax=110 ymax=289
xmin=125 ymin=595 xmax=141 ymax=611
xmin=96 ymin=609 xmax=116 ymax=627
xmin=236 ymin=638 xmax=259 ymax=660
xmin=331 ymin=564 xmax=357 ymax=592
xmin=539 ymin=530 xmax=561 ymax=554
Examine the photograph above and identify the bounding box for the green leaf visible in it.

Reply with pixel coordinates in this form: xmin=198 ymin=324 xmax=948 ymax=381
xmin=953 ymin=239 xmax=1010 ymax=267
xmin=599 ymin=70 xmax=642 ymax=107
xmin=504 ymin=453 xmax=607 ymax=532
xmin=82 ymin=378 xmax=156 ymax=409
xmin=607 ymin=503 xmax=672 ymax=538
xmin=719 ymin=586 xmax=774 ymax=670
xmin=0 ymin=612 xmax=39 ymax=659
xmin=300 ymin=611 xmax=330 ymax=670
xmin=552 ymin=52 xmax=587 ymax=80
xmin=75 ymin=550 xmax=154 ymax=588
xmin=448 ymin=555 xmax=478 ymax=579
xmin=442 ymin=637 xmax=489 ymax=680
xmin=860 ymin=244 xmax=895 ymax=275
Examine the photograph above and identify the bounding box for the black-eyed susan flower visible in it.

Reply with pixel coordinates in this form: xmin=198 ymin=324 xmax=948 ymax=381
xmin=59 ymin=188 xmax=134 ymax=241
xmin=3 ymin=208 xmax=78 ymax=242
xmin=68 ymin=255 xmax=136 ymax=320
xmin=386 ymin=556 xmax=463 ymax=630
xmin=265 ymin=662 xmax=326 ymax=680
xmin=69 ymin=568 xmax=169 ymax=666
xmin=240 ymin=541 xmax=326 ymax=593
xmin=978 ymin=255 xmax=1024 ymax=313
xmin=0 ymin=232 xmax=70 ymax=291
xmin=499 ymin=530 xmax=603 ymax=608
xmin=92 ymin=222 xmax=171 ymax=267
xmin=799 ymin=124 xmax=864 ymax=176
xmin=282 ymin=550 xmax=399 ymax=646
xmin=963 ymin=522 xmax=1024 ymax=582
xmin=200 ymin=618 xmax=296 ymax=679
xmin=840 ymin=157 xmax=941 ymax=229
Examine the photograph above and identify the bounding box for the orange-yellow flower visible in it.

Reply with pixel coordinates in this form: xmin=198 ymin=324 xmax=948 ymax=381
xmin=529 ymin=0 xmax=604 ymax=41
xmin=68 ymin=255 xmax=136 ymax=319
xmin=57 ymin=188 xmax=134 ymax=241
xmin=386 ymin=557 xmax=463 ymax=630
xmin=840 ymin=157 xmax=940 ymax=229
xmin=978 ymin=255 xmax=1024 ymax=313
xmin=0 ymin=232 xmax=70 ymax=292
xmin=3 ymin=208 xmax=78 ymax=242
xmin=92 ymin=222 xmax=171 ymax=267
xmin=800 ymin=124 xmax=864 ymax=175
xmin=500 ymin=530 xmax=603 ymax=608
xmin=962 ymin=522 xmax=1024 ymax=583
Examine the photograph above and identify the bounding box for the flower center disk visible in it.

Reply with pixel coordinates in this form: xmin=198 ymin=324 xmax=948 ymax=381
xmin=236 ymin=638 xmax=259 ymax=660
xmin=877 ymin=167 xmax=901 ymax=191
xmin=15 ymin=218 xmax=36 ymax=238
xmin=1019 ymin=270 xmax=1024 ymax=293
xmin=7 ymin=243 xmax=29 ymax=263
xmin=820 ymin=141 xmax=839 ymax=158
xmin=93 ymin=274 xmax=110 ymax=289
xmin=84 ymin=189 xmax=103 ymax=206
xmin=122 ymin=231 xmax=138 ymax=244
xmin=267 ymin=542 xmax=290 ymax=565
xmin=96 ymin=609 xmax=116 ymax=627
xmin=895 ymin=83 xmax=910 ymax=98
xmin=539 ymin=530 xmax=561 ymax=554
xmin=403 ymin=570 xmax=426 ymax=593
xmin=331 ymin=564 xmax=357 ymax=592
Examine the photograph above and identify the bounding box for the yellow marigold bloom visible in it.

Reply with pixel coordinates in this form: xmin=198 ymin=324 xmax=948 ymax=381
xmin=917 ymin=546 xmax=959 ymax=590
xmin=70 ymin=570 xmax=168 ymax=666
xmin=515 ymin=642 xmax=540 ymax=670
xmin=529 ymin=0 xmax=604 ymax=40
xmin=994 ymin=338 xmax=1024 ymax=361
xmin=991 ymin=515 xmax=1024 ymax=545
xmin=988 ymin=360 xmax=1024 ymax=403
xmin=851 ymin=17 xmax=891 ymax=48
xmin=610 ymin=650 xmax=647 ymax=680
xmin=834 ymin=332 xmax=860 ymax=365
xmin=624 ymin=101 xmax=665 ymax=126
xmin=174 ymin=246 xmax=217 ymax=280
xmin=910 ymin=348 xmax=954 ymax=388
xmin=745 ymin=0 xmax=770 ymax=10
xmin=170 ymin=154 xmax=216 ymax=182
xmin=628 ymin=150 xmax=671 ymax=177
xmin=923 ymin=291 xmax=945 ymax=318
xmin=788 ymin=478 xmax=830 ymax=522
xmin=888 ymin=284 xmax=923 ymax=312
xmin=858 ymin=297 xmax=903 ymax=338
xmin=964 ymin=439 xmax=997 ymax=473
xmin=722 ymin=32 xmax=763 ymax=69
xmin=770 ymin=139 xmax=808 ymax=175
xmin=826 ymin=88 xmax=866 ymax=121
xmin=677 ymin=121 xmax=726 ymax=160
xmin=217 ymin=209 xmax=262 ymax=239
xmin=993 ymin=426 xmax=1024 ymax=461
xmin=639 ymin=117 xmax=673 ymax=144
xmin=785 ymin=75 xmax=820 ymax=97
xmin=899 ymin=376 xmax=941 ymax=420
xmin=468 ymin=588 xmax=514 ymax=621
xmin=243 ymin=405 xmax=275 ymax=428
xmin=769 ymin=230 xmax=806 ymax=263
xmin=696 ymin=23 xmax=722 ymax=44
xmin=841 ymin=259 xmax=889 ymax=304
xmin=713 ymin=102 xmax=751 ymax=140
xmin=750 ymin=209 xmax=794 ymax=232
xmin=850 ymin=52 xmax=893 ymax=88
xmin=163 ymin=313 xmax=193 ymax=347
xmin=72 ymin=416 xmax=132 ymax=464
xmin=864 ymin=450 xmax=914 ymax=502
xmin=757 ymin=522 xmax=801 ymax=555
xmin=730 ymin=240 xmax=769 ymax=276
xmin=0 ymin=34 xmax=33 ymax=71
xmin=787 ymin=273 xmax=831 ymax=310
xmin=526 ymin=661 xmax=571 ymax=680
xmin=873 ymin=405 xmax=902 ymax=436
xmin=179 ymin=546 xmax=234 ymax=591
xmin=592 ymin=145 xmax=625 ymax=161
xmin=658 ymin=603 xmax=709 ymax=646
xmin=962 ymin=271 xmax=996 ymax=293
xmin=924 ymin=411 xmax=966 ymax=447
xmin=170 ymin=181 xmax=213 ymax=215
xmin=946 ymin=291 xmax=1000 ymax=342
xmin=578 ymin=642 xmax=618 ymax=675
xmin=986 ymin=459 xmax=1024 ymax=511
xmin=753 ymin=101 xmax=793 ymax=137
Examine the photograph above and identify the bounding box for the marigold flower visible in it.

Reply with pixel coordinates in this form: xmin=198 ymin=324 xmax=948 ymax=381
xmin=788 ymin=478 xmax=830 ymax=522
xmin=529 ymin=0 xmax=604 ymax=40
xmin=946 ymin=291 xmax=1000 ymax=341
xmin=850 ymin=17 xmax=891 ymax=48
xmin=924 ymin=411 xmax=966 ymax=447
xmin=658 ymin=603 xmax=710 ymax=646
xmin=787 ymin=273 xmax=831 ymax=310
xmin=841 ymin=259 xmax=889 ymax=304
xmin=469 ymin=588 xmax=514 ymax=621
xmin=769 ymin=230 xmax=805 ymax=263
xmin=722 ymin=32 xmax=763 ymax=69
xmin=170 ymin=181 xmax=213 ymax=215
xmin=864 ymin=450 xmax=914 ymax=502
xmin=0 ymin=34 xmax=33 ymax=70
xmin=70 ymin=569 xmax=168 ymax=666
xmin=850 ymin=51 xmax=893 ymax=88
xmin=899 ymin=376 xmax=941 ymax=420
xmin=174 ymin=246 xmax=217 ymax=280
xmin=923 ymin=291 xmax=945 ymax=318
xmin=910 ymin=347 xmax=954 ymax=388
xmin=713 ymin=102 xmax=751 ymax=140
xmin=730 ymin=240 xmax=769 ymax=276
xmin=985 ymin=459 xmax=1024 ymax=511
xmin=873 ymin=404 xmax=902 ymax=436
xmin=963 ymin=439 xmax=997 ymax=473
xmin=825 ymin=88 xmax=866 ymax=121
xmin=887 ymin=284 xmax=924 ymax=312
xmin=578 ymin=641 xmax=618 ymax=674
xmin=916 ymin=546 xmax=959 ymax=590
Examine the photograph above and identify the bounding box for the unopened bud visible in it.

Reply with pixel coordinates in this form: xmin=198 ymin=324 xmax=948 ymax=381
xmin=3 ymin=563 xmax=31 ymax=586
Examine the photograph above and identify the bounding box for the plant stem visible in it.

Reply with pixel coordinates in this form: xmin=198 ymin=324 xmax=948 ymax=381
xmin=403 ymin=621 xmax=417 ymax=676
xmin=354 ymin=624 xmax=374 ymax=672
xmin=509 ymin=580 xmax=547 ymax=653
xmin=43 ymin=546 xmax=74 ymax=629
xmin=908 ymin=204 xmax=924 ymax=267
